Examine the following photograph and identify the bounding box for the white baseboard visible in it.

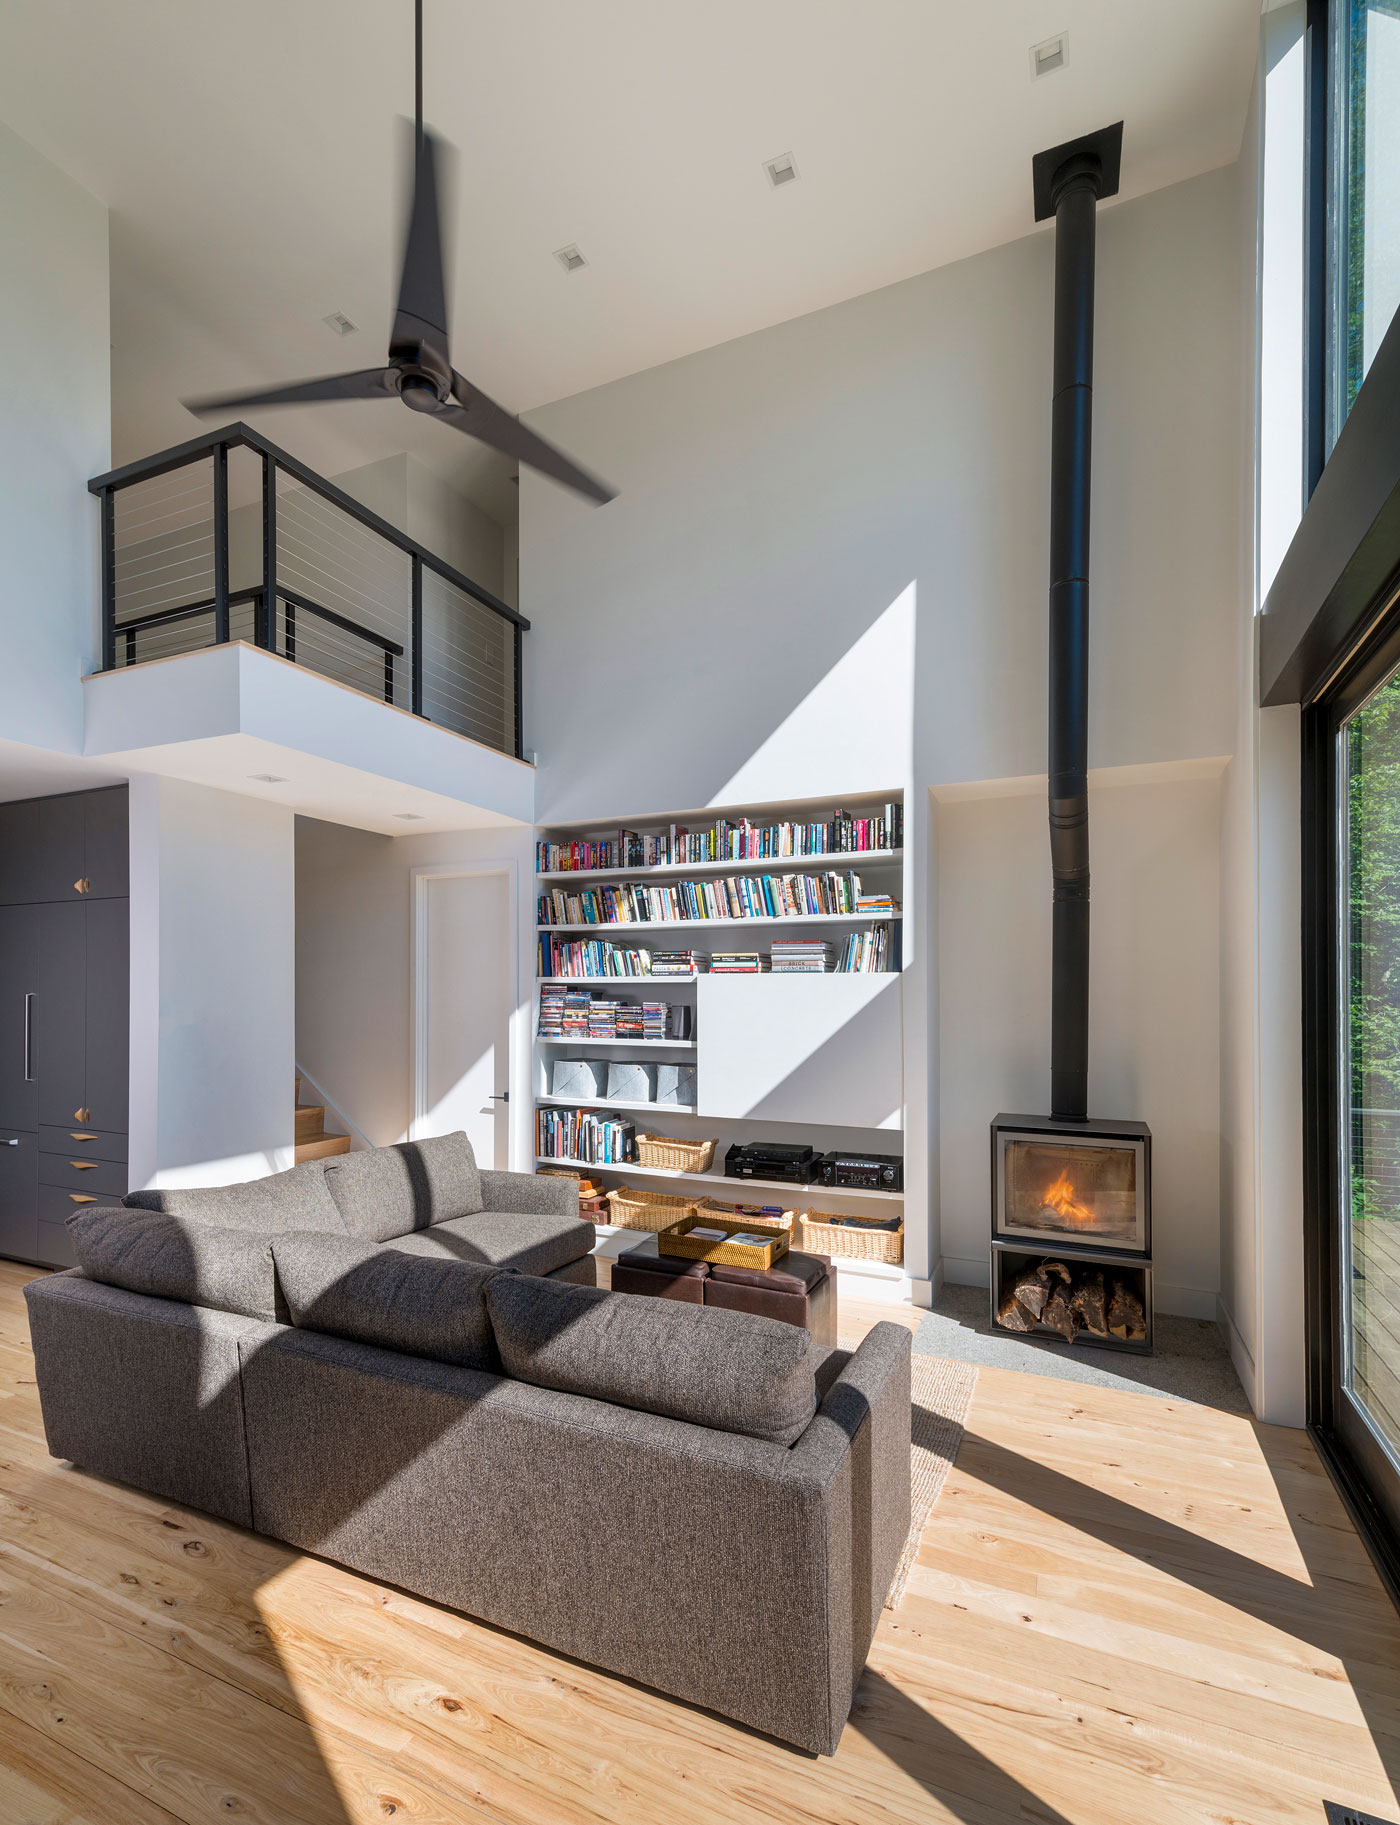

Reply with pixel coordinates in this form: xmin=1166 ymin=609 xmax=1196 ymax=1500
xmin=1218 ymin=1296 xmax=1259 ymax=1413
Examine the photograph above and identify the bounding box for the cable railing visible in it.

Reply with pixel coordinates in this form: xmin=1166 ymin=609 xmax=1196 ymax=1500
xmin=88 ymin=422 xmax=527 ymax=760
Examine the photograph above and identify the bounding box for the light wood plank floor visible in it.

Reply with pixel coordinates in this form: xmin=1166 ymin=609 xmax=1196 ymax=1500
xmin=2 ymin=1261 xmax=1398 ymax=1825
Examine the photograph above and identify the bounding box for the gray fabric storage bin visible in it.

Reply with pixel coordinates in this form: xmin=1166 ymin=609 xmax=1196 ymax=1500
xmin=655 ymin=1064 xmax=698 ymax=1107
xmin=551 ymin=1058 xmax=610 ymax=1100
xmin=606 ymin=1061 xmax=656 ymax=1103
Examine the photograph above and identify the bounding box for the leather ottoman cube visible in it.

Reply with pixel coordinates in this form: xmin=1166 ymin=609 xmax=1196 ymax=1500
xmin=701 ymin=1250 xmax=836 ymax=1346
xmin=609 ymin=1247 xmax=709 ymax=1304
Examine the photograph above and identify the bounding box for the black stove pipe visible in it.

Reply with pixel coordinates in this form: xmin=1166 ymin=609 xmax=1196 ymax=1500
xmin=1033 ymin=124 xmax=1122 ymax=1123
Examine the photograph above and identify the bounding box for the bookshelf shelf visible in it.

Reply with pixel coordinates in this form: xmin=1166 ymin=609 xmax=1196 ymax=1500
xmin=533 ymin=1155 xmax=905 ymax=1202
xmin=536 ymin=849 xmax=904 ymax=884
xmin=536 ymin=1036 xmax=696 ymax=1050
xmin=538 ymin=975 xmax=696 ymax=985
xmin=537 ymin=911 xmax=899 ymax=933
xmin=536 ymin=1094 xmax=697 ymax=1116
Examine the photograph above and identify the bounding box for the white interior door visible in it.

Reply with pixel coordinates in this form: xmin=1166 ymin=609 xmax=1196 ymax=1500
xmin=417 ymin=869 xmax=512 ymax=1168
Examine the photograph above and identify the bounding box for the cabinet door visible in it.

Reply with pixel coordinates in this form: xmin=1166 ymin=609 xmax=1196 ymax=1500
xmin=0 ymin=905 xmax=38 ymax=1130
xmin=0 ymin=800 xmax=41 ymax=905
xmin=36 ymin=902 xmax=87 ymax=1127
xmin=84 ymin=897 xmax=128 ymax=1133
xmin=84 ymin=788 xmax=129 ymax=900
xmin=35 ymin=795 xmax=87 ymax=903
xmin=0 ymin=1127 xmax=38 ymax=1264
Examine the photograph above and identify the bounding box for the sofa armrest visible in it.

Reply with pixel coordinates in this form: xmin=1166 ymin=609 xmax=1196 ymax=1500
xmin=478 ymin=1168 xmax=580 ymax=1219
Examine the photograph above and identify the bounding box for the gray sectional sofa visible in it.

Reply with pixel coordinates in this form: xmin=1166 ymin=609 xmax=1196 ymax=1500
xmin=23 ymin=1133 xmax=913 ymax=1755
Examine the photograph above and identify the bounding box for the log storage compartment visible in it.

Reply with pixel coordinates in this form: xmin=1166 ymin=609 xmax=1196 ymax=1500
xmin=991 ymin=1246 xmax=1152 ymax=1354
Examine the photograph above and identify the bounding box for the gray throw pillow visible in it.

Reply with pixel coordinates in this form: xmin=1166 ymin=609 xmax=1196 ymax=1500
xmin=123 ymin=1159 xmax=347 ymax=1235
xmin=70 ymin=1205 xmax=283 ymax=1323
xmin=272 ymin=1233 xmax=505 ymax=1371
xmin=485 ymin=1275 xmax=819 ymax=1447
xmin=321 ymin=1133 xmax=484 ymax=1243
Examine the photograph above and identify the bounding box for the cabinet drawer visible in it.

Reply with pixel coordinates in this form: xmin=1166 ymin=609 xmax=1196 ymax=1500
xmin=38 ymin=1180 xmax=119 ymax=1223
xmin=35 ymin=1216 xmax=78 ymax=1269
xmin=39 ymin=1152 xmax=127 ymax=1198
xmin=40 ymin=1125 xmax=127 ymax=1163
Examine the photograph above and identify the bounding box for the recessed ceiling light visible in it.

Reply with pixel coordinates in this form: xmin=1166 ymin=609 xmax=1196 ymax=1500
xmin=248 ymin=773 xmax=288 ymax=783
xmin=763 ymin=152 xmax=799 ymax=189
xmin=393 ymin=811 xmax=425 ymax=821
xmin=554 ymin=244 xmax=587 ymax=273
xmin=322 ymin=310 xmax=358 ymax=337
xmin=1029 ymin=33 xmax=1068 ymax=78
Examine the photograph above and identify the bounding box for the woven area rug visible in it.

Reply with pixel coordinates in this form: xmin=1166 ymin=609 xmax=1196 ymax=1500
xmin=885 ymin=1353 xmax=979 ymax=1609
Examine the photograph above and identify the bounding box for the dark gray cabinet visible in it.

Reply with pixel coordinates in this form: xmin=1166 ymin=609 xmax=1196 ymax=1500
xmin=0 ymin=787 xmax=128 ymax=1265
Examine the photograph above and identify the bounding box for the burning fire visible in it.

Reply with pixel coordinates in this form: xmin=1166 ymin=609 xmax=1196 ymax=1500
xmin=1041 ymin=1167 xmax=1096 ymax=1227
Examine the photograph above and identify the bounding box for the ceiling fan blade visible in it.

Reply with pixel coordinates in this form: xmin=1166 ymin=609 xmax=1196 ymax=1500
xmin=445 ymin=372 xmax=616 ymax=505
xmin=184 ymin=368 xmax=396 ymax=415
xmin=392 ymin=125 xmax=451 ymax=365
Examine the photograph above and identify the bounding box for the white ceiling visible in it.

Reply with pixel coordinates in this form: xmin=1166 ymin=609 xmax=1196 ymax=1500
xmin=0 ymin=1 xmax=1258 ymax=521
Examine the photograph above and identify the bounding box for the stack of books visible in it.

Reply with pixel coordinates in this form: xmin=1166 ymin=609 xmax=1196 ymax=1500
xmin=650 ymin=950 xmax=705 ymax=977
xmin=855 ymin=891 xmax=899 ymax=915
xmin=536 ymin=1107 xmax=635 ymax=1165
xmin=835 ymin=925 xmax=896 ymax=973
xmin=771 ymin=939 xmax=835 ymax=974
xmin=709 ymin=952 xmax=770 ymax=974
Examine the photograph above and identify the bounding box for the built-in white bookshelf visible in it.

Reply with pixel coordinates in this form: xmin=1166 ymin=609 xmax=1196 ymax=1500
xmin=532 ymin=792 xmax=909 ymax=1279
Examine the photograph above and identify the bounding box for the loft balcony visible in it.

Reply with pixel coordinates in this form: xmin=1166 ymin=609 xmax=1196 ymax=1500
xmin=83 ymin=425 xmax=532 ymax=832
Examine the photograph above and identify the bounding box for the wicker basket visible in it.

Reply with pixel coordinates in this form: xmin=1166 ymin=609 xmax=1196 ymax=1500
xmin=799 ymin=1209 xmax=904 ymax=1265
xmin=658 ymin=1214 xmax=791 ymax=1270
xmin=605 ymin=1185 xmax=701 ymax=1232
xmin=634 ymin=1133 xmax=718 ymax=1173
xmin=697 ymin=1195 xmax=798 ymax=1233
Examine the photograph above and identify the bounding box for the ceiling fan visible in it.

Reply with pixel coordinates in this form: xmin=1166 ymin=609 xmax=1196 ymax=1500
xmin=184 ymin=1 xmax=614 ymax=505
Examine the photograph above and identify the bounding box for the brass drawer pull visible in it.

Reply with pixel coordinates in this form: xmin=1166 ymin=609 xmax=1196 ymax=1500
xmin=68 ymin=1160 xmax=98 ymax=1171
xmin=70 ymin=1132 xmax=96 ymax=1142
xmin=69 ymin=1193 xmax=97 ymax=1204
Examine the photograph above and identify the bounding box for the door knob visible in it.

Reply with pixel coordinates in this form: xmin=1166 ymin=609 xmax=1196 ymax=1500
xmin=69 ymin=1160 xmax=97 ymax=1170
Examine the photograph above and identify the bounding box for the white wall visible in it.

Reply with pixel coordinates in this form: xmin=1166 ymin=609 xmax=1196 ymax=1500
xmin=0 ymin=120 xmax=109 ymax=758
xmin=514 ymin=164 xmax=1243 ymax=1317
xmin=938 ymin=770 xmax=1225 ymax=1317
xmin=333 ymin=452 xmax=507 ymax=598
xmin=128 ymin=776 xmax=295 ymax=1187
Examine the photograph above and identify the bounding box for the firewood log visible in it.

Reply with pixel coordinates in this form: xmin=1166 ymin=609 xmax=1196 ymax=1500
xmin=1009 ymin=1264 xmax=1051 ymax=1319
xmin=1070 ymin=1268 xmax=1108 ymax=1336
xmin=1040 ymin=1284 xmax=1080 ymax=1342
xmin=996 ymin=1291 xmax=1038 ymax=1332
xmin=1107 ymin=1277 xmax=1147 ymax=1341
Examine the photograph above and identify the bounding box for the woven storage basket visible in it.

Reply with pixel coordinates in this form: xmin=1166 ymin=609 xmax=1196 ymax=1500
xmin=634 ymin=1134 xmax=717 ymax=1173
xmin=605 ymin=1185 xmax=701 ymax=1232
xmin=800 ymin=1209 xmax=904 ymax=1265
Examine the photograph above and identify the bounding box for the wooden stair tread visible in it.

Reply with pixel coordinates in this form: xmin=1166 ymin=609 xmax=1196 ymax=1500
xmin=294 ymin=1135 xmax=351 ymax=1162
xmin=294 ymin=1105 xmax=327 ymax=1143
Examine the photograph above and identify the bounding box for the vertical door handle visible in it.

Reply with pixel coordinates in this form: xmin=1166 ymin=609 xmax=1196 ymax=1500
xmin=74 ymin=1107 xmax=90 ymax=1123
xmin=23 ymin=993 xmax=34 ymax=1083
xmin=72 ymin=877 xmax=90 ymax=895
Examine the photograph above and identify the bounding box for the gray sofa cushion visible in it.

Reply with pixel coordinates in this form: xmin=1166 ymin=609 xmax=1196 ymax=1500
xmin=272 ymin=1234 xmax=505 ymax=1371
xmin=385 ymin=1210 xmax=594 ymax=1279
xmin=485 ymin=1275 xmax=819 ymax=1446
xmin=69 ymin=1205 xmax=284 ymax=1323
xmin=124 ymin=1159 xmax=347 ymax=1235
xmin=322 ymin=1132 xmax=483 ymax=1242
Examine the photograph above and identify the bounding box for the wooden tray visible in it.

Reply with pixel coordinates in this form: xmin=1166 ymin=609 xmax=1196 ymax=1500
xmin=658 ymin=1213 xmax=792 ymax=1270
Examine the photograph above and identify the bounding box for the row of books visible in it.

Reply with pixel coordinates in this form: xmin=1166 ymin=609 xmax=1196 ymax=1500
xmin=535 ymin=804 xmax=904 ymax=874
xmin=537 ymin=1166 xmax=609 ymax=1216
xmin=538 ymin=871 xmax=898 ymax=927
xmin=536 ymin=1108 xmax=636 ymax=1165
xmin=538 ymin=933 xmax=898 ymax=977
xmin=538 ymin=989 xmax=688 ymax=1041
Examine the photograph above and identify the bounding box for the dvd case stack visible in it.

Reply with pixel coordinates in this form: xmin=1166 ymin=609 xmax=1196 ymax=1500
xmin=771 ymin=939 xmax=836 ymax=974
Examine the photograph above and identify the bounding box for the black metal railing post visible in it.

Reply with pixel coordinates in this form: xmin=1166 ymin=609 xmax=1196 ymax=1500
xmin=259 ymin=451 xmax=276 ymax=650
xmin=513 ymin=621 xmax=523 ymax=759
xmin=212 ymin=443 xmax=230 ymax=644
xmin=383 ymin=650 xmax=395 ymax=704
xmin=411 ymin=554 xmax=424 ymax=716
xmin=99 ymin=487 xmax=116 ymax=671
